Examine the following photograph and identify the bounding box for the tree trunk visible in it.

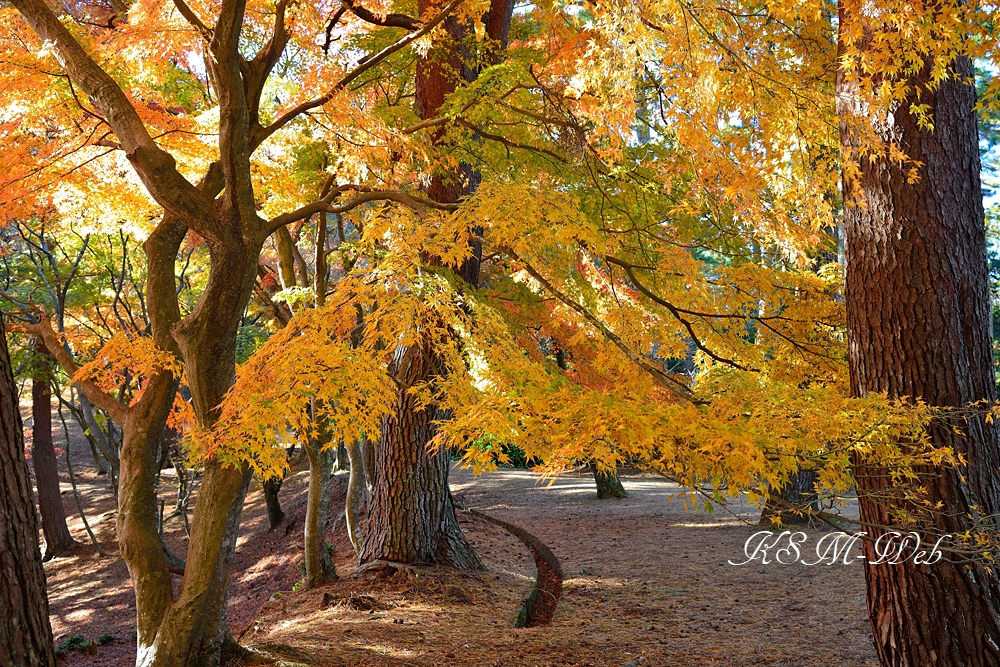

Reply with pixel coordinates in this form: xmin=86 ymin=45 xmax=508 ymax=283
xmin=362 ymin=435 xmax=376 ymax=496
xmin=359 ymin=342 xmax=483 ymax=569
xmin=589 ymin=463 xmax=628 ymax=499
xmin=107 ymin=218 xmax=260 ymax=667
xmin=0 ymin=320 xmax=57 ymax=667
xmin=345 ymin=436 xmax=367 ymax=553
xmin=31 ymin=343 xmax=77 ymax=560
xmin=358 ymin=0 xmax=515 ymax=571
xmin=838 ymin=11 xmax=1000 ymax=664
xmin=303 ymin=431 xmax=336 ymax=588
xmin=758 ymin=469 xmax=818 ymax=526
xmin=333 ymin=440 xmax=348 ymax=473
xmin=262 ymin=476 xmax=284 ymax=531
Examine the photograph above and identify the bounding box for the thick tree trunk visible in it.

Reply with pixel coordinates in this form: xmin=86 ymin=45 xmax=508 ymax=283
xmin=360 ymin=342 xmax=483 ymax=569
xmin=758 ymin=470 xmax=818 ymax=526
xmin=838 ymin=15 xmax=1000 ymax=665
xmin=31 ymin=344 xmax=77 ymax=560
xmin=303 ymin=432 xmax=336 ymax=588
xmin=589 ymin=463 xmax=628 ymax=499
xmin=358 ymin=0 xmax=515 ymax=571
xmin=0 ymin=321 xmax=57 ymax=667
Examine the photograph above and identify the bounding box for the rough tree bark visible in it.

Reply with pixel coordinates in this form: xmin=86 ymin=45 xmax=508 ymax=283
xmin=0 ymin=320 xmax=57 ymax=667
xmin=31 ymin=341 xmax=78 ymax=559
xmin=360 ymin=341 xmax=482 ymax=568
xmin=837 ymin=6 xmax=1000 ymax=664
xmin=1 ymin=327 xmax=57 ymax=664
xmin=758 ymin=470 xmax=818 ymax=526
xmin=359 ymin=0 xmax=515 ymax=571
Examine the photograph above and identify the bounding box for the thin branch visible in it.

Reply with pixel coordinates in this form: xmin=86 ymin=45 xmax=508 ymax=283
xmin=254 ymin=0 xmax=463 ymax=146
xmin=171 ymin=0 xmax=212 ymax=37
xmin=5 ymin=310 xmax=126 ymax=422
xmin=501 ymin=246 xmax=698 ymax=403
xmin=604 ymin=255 xmax=756 ymax=372
xmin=265 ymin=188 xmax=457 ymax=236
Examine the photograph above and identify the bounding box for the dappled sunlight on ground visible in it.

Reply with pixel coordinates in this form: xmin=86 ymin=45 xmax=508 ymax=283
xmin=238 ymin=467 xmax=876 ymax=666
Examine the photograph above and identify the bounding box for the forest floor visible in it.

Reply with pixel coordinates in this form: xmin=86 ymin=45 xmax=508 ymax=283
xmin=29 ymin=395 xmax=879 ymax=667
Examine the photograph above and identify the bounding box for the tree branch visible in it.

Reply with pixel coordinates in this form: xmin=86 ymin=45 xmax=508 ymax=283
xmin=5 ymin=312 xmax=126 ymax=423
xmin=341 ymin=0 xmax=420 ymax=30
xmin=171 ymin=0 xmax=212 ymax=37
xmin=265 ymin=187 xmax=457 ymax=236
xmin=12 ymin=0 xmax=215 ymax=233
xmin=604 ymin=255 xmax=756 ymax=372
xmin=253 ymin=0 xmax=463 ymax=147
xmin=502 ymin=247 xmax=699 ymax=403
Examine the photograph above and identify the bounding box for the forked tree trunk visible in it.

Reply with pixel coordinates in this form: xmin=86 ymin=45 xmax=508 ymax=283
xmin=0 ymin=321 xmax=57 ymax=667
xmin=838 ymin=11 xmax=1000 ymax=664
xmin=589 ymin=463 xmax=628 ymax=499
xmin=303 ymin=432 xmax=336 ymax=588
xmin=31 ymin=344 xmax=77 ymax=559
xmin=110 ymin=219 xmax=258 ymax=667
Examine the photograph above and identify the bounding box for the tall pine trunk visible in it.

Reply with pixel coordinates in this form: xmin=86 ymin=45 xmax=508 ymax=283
xmin=1 ymin=319 xmax=57 ymax=666
xmin=359 ymin=341 xmax=482 ymax=568
xmin=31 ymin=342 xmax=77 ymax=559
xmin=837 ymin=10 xmax=1000 ymax=664
xmin=359 ymin=0 xmax=515 ymax=569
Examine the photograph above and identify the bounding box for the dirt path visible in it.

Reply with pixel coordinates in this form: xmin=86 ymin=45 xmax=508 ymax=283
xmin=39 ymin=439 xmax=879 ymax=666
xmin=240 ymin=468 xmax=878 ymax=666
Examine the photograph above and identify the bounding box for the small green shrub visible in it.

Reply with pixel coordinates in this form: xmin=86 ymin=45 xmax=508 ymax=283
xmin=55 ymin=634 xmax=94 ymax=657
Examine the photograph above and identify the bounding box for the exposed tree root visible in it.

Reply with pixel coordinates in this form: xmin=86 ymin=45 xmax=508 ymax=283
xmin=465 ymin=508 xmax=563 ymax=627
xmin=351 ymin=559 xmax=421 ymax=578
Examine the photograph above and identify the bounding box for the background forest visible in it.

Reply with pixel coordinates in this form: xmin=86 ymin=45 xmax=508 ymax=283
xmin=2 ymin=0 xmax=1000 ymax=666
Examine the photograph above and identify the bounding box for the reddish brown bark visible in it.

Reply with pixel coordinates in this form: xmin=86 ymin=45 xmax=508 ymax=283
xmin=361 ymin=0 xmax=515 ymax=570
xmin=360 ymin=341 xmax=481 ymax=569
xmin=0 ymin=320 xmax=57 ymax=667
xmin=31 ymin=341 xmax=78 ymax=560
xmin=838 ymin=12 xmax=1000 ymax=665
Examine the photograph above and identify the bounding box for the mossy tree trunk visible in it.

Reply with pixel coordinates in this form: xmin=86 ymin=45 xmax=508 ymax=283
xmin=589 ymin=463 xmax=628 ymax=499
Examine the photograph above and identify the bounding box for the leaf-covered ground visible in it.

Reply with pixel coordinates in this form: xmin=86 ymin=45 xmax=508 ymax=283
xmin=35 ymin=408 xmax=878 ymax=666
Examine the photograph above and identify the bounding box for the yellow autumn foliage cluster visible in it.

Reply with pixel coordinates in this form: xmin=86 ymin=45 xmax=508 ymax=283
xmin=4 ymin=0 xmax=996 ymax=515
